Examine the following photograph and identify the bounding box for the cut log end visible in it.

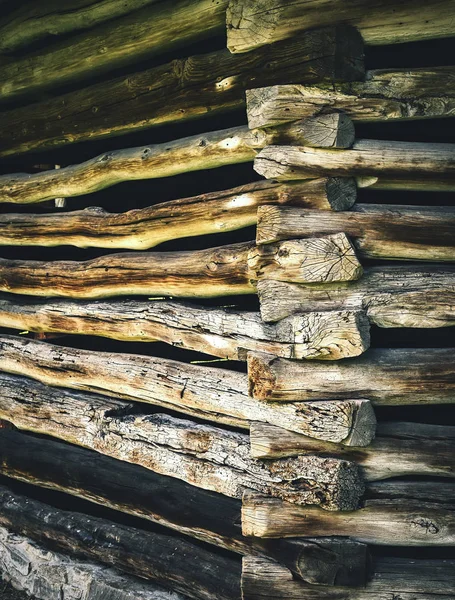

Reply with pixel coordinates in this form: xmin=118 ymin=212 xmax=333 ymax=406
xmin=247 ymin=352 xmax=277 ymax=400
xmin=344 ymin=398 xmax=377 ymax=447
xmin=270 ymin=113 xmax=355 ymax=149
xmin=326 ymin=177 xmax=357 ymax=210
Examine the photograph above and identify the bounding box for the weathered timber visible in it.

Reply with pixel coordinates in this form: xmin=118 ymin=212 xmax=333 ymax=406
xmin=0 ymin=374 xmax=364 ymax=510
xmin=0 ymin=336 xmax=376 ymax=444
xmin=257 ymin=265 xmax=455 ymax=326
xmin=256 ymin=204 xmax=455 ymax=261
xmin=0 ymin=296 xmax=370 ymax=360
xmin=0 ymin=428 xmax=369 ymax=586
xmin=247 ymin=349 xmax=455 ymax=405
xmin=0 ymin=26 xmax=364 ymax=157
xmin=246 ymin=67 xmax=455 ymax=128
xmin=241 ymin=492 xmax=455 ymax=545
xmin=250 ymin=421 xmax=455 ymax=480
xmin=0 ymin=129 xmax=357 ymax=206
xmin=242 ymin=555 xmax=455 ymax=600
xmin=0 ymin=0 xmax=228 ymax=101
xmin=254 ymin=141 xmax=455 ymax=191
xmin=0 ymin=527 xmax=188 ymax=600
xmin=365 ymin=480 xmax=455 ymax=508
xmin=0 ymin=485 xmax=242 ymax=600
xmin=226 ymin=0 xmax=455 ymax=51
xmin=0 ymin=235 xmax=362 ymax=299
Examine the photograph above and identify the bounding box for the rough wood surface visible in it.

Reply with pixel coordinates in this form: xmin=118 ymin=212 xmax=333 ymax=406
xmin=257 ymin=265 xmax=455 ymax=326
xmin=0 ymin=26 xmax=364 ymax=157
xmin=0 ymin=427 xmax=368 ymax=586
xmin=0 ymin=336 xmax=376 ymax=444
xmin=226 ymin=0 xmax=455 ymax=51
xmin=242 ymin=492 xmax=455 ymax=545
xmin=241 ymin=555 xmax=455 ymax=599
xmin=0 ymin=485 xmax=242 ymax=600
xmin=254 ymin=141 xmax=455 ymax=191
xmin=0 ymin=526 xmax=188 ymax=600
xmin=246 ymin=67 xmax=455 ymax=129
xmin=250 ymin=421 xmax=455 ymax=480
xmin=256 ymin=204 xmax=455 ymax=261
xmin=247 ymin=348 xmax=455 ymax=405
xmin=0 ymin=296 xmax=370 ymax=361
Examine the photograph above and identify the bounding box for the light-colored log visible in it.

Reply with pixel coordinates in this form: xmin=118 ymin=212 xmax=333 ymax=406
xmin=254 ymin=141 xmax=455 ymax=191
xmin=0 ymin=26 xmax=364 ymax=157
xmin=247 ymin=349 xmax=455 ymax=405
xmin=226 ymin=0 xmax=455 ymax=51
xmin=256 ymin=204 xmax=455 ymax=261
xmin=257 ymin=265 xmax=455 ymax=326
xmin=250 ymin=421 xmax=455 ymax=480
xmin=246 ymin=68 xmax=455 ymax=129
xmin=0 ymin=335 xmax=376 ymax=444
xmin=0 ymin=297 xmax=370 ymax=361
xmin=241 ymin=492 xmax=455 ymax=545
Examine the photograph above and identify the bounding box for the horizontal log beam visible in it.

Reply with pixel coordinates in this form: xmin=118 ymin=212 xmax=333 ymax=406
xmin=0 ymin=336 xmax=376 ymax=444
xmin=254 ymin=141 xmax=455 ymax=191
xmin=256 ymin=204 xmax=455 ymax=261
xmin=0 ymin=296 xmax=370 ymax=361
xmin=0 ymin=26 xmax=364 ymax=157
xmin=246 ymin=67 xmax=455 ymax=128
xmin=247 ymin=348 xmax=455 ymax=405
xmin=242 ymin=491 xmax=455 ymax=545
xmin=250 ymin=421 xmax=455 ymax=480
xmin=0 ymin=428 xmax=368 ymax=586
xmin=257 ymin=265 xmax=455 ymax=327
xmin=226 ymin=0 xmax=455 ymax=51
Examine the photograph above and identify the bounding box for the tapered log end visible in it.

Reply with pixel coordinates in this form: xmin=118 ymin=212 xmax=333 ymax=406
xmin=344 ymin=399 xmax=377 ymax=447
xmin=326 ymin=177 xmax=357 ymax=210
xmin=247 ymin=352 xmax=276 ymax=400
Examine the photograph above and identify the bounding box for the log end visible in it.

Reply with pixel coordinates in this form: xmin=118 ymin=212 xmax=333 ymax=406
xmin=344 ymin=399 xmax=377 ymax=447
xmin=247 ymin=351 xmax=277 ymax=400
xmin=326 ymin=177 xmax=357 ymax=210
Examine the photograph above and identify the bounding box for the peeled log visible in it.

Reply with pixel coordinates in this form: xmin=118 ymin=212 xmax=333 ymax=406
xmin=0 ymin=297 xmax=370 ymax=361
xmin=0 ymin=335 xmax=376 ymax=444
xmin=256 ymin=204 xmax=455 ymax=262
xmin=257 ymin=265 xmax=455 ymax=327
xmin=247 ymin=349 xmax=455 ymax=405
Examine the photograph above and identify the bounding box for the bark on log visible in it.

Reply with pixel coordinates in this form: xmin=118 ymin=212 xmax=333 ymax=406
xmin=254 ymin=141 xmax=455 ymax=191
xmin=0 ymin=296 xmax=370 ymax=361
xmin=0 ymin=428 xmax=369 ymax=586
xmin=257 ymin=265 xmax=455 ymax=327
xmin=250 ymin=421 xmax=455 ymax=480
xmin=247 ymin=349 xmax=455 ymax=405
xmin=0 ymin=336 xmax=376 ymax=444
xmin=0 ymin=26 xmax=364 ymax=157
xmin=241 ymin=492 xmax=455 ymax=545
xmin=0 ymin=128 xmax=357 ymax=206
xmin=246 ymin=67 xmax=455 ymax=129
xmin=241 ymin=555 xmax=455 ymax=600
xmin=0 ymin=373 xmax=365 ymax=511
xmin=0 ymin=485 xmax=242 ymax=600
xmin=0 ymin=527 xmax=188 ymax=600
xmin=226 ymin=0 xmax=455 ymax=51
xmin=256 ymin=204 xmax=455 ymax=262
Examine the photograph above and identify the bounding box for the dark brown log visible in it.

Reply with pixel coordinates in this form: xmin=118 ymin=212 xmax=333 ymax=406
xmin=257 ymin=265 xmax=455 ymax=326
xmin=226 ymin=0 xmax=455 ymax=51
xmin=0 ymin=335 xmax=376 ymax=444
xmin=0 ymin=296 xmax=370 ymax=361
xmin=250 ymin=421 xmax=455 ymax=480
xmin=247 ymin=348 xmax=455 ymax=405
xmin=256 ymin=204 xmax=455 ymax=261
xmin=0 ymin=26 xmax=364 ymax=157
xmin=246 ymin=68 xmax=455 ymax=129
xmin=0 ymin=427 xmax=368 ymax=586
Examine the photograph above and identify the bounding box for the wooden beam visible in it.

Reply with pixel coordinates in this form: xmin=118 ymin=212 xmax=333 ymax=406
xmin=226 ymin=0 xmax=455 ymax=51
xmin=250 ymin=421 xmax=455 ymax=480
xmin=0 ymin=337 xmax=376 ymax=444
xmin=256 ymin=204 xmax=455 ymax=262
xmin=254 ymin=141 xmax=455 ymax=191
xmin=241 ymin=491 xmax=455 ymax=545
xmin=0 ymin=25 xmax=364 ymax=157
xmin=247 ymin=348 xmax=455 ymax=405
xmin=0 ymin=427 xmax=369 ymax=586
xmin=0 ymin=297 xmax=370 ymax=361
xmin=257 ymin=265 xmax=455 ymax=327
